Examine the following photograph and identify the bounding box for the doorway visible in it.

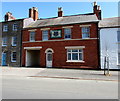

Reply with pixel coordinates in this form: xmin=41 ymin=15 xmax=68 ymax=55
xmin=46 ymin=50 xmax=53 ymax=67
xmin=2 ymin=52 xmax=7 ymax=66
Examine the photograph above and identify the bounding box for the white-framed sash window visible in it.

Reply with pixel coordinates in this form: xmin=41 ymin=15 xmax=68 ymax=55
xmin=2 ymin=37 xmax=7 ymax=46
xmin=118 ymin=53 xmax=120 ymax=65
xmin=13 ymin=23 xmax=18 ymax=31
xmin=12 ymin=36 xmax=17 ymax=46
xmin=11 ymin=52 xmax=17 ymax=62
xmin=3 ymin=25 xmax=8 ymax=32
xmin=117 ymin=31 xmax=120 ymax=42
xmin=42 ymin=30 xmax=48 ymax=41
xmin=67 ymin=49 xmax=84 ymax=62
xmin=64 ymin=28 xmax=71 ymax=39
xmin=30 ymin=31 xmax=35 ymax=42
xmin=82 ymin=27 xmax=90 ymax=39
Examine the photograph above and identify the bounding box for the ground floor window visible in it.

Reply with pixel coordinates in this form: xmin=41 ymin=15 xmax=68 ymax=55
xmin=118 ymin=53 xmax=120 ymax=64
xmin=11 ymin=52 xmax=16 ymax=62
xmin=67 ymin=49 xmax=83 ymax=62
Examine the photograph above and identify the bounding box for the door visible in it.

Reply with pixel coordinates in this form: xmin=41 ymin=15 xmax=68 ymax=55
xmin=46 ymin=50 xmax=52 ymax=67
xmin=2 ymin=53 xmax=7 ymax=66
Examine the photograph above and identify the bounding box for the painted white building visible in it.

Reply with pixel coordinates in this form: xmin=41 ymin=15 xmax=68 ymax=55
xmin=99 ymin=17 xmax=120 ymax=70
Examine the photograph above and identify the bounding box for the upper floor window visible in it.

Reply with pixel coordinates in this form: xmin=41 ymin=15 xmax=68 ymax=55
xmin=12 ymin=36 xmax=17 ymax=46
xmin=11 ymin=52 xmax=16 ymax=62
xmin=67 ymin=49 xmax=83 ymax=62
xmin=3 ymin=25 xmax=8 ymax=32
xmin=82 ymin=27 xmax=90 ymax=39
xmin=64 ymin=28 xmax=71 ymax=39
xmin=117 ymin=31 xmax=120 ymax=42
xmin=42 ymin=30 xmax=48 ymax=41
xmin=13 ymin=23 xmax=17 ymax=31
xmin=30 ymin=31 xmax=35 ymax=42
xmin=2 ymin=37 xmax=7 ymax=46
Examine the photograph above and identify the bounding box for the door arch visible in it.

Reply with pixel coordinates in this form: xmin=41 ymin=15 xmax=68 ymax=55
xmin=45 ymin=48 xmax=54 ymax=67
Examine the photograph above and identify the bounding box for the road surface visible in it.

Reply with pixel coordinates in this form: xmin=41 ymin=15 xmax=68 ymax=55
xmin=1 ymin=75 xmax=118 ymax=99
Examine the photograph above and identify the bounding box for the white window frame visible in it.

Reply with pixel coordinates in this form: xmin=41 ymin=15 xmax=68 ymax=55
xmin=66 ymin=48 xmax=84 ymax=62
xmin=118 ymin=53 xmax=120 ymax=65
xmin=12 ymin=36 xmax=17 ymax=46
xmin=3 ymin=25 xmax=8 ymax=32
xmin=2 ymin=37 xmax=7 ymax=46
xmin=64 ymin=28 xmax=71 ymax=39
xmin=11 ymin=52 xmax=17 ymax=62
xmin=30 ymin=31 xmax=35 ymax=42
xmin=13 ymin=23 xmax=17 ymax=31
xmin=117 ymin=31 xmax=120 ymax=42
xmin=42 ymin=30 xmax=48 ymax=41
xmin=82 ymin=27 xmax=90 ymax=39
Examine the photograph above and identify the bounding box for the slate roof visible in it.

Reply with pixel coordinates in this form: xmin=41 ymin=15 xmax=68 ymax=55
xmin=25 ymin=14 xmax=99 ymax=28
xmin=99 ymin=17 xmax=120 ymax=28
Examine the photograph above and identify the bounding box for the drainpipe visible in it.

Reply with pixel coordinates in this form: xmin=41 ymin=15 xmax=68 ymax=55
xmin=98 ymin=25 xmax=101 ymax=69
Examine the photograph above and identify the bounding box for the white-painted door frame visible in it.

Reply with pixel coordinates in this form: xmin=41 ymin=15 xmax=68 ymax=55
xmin=46 ymin=50 xmax=53 ymax=67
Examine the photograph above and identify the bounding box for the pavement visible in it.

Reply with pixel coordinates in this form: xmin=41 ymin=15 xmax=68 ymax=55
xmin=0 ymin=66 xmax=119 ymax=81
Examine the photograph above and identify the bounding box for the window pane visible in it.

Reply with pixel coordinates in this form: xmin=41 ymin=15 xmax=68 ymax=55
xmin=67 ymin=49 xmax=71 ymax=52
xmin=72 ymin=53 xmax=78 ymax=60
xmin=82 ymin=27 xmax=90 ymax=38
xmin=118 ymin=53 xmax=120 ymax=64
xmin=68 ymin=53 xmax=71 ymax=60
xmin=47 ymin=54 xmax=52 ymax=61
xmin=64 ymin=28 xmax=71 ymax=39
xmin=72 ymin=49 xmax=78 ymax=52
xmin=12 ymin=52 xmax=16 ymax=61
xmin=79 ymin=49 xmax=82 ymax=52
xmin=13 ymin=23 xmax=17 ymax=31
xmin=2 ymin=37 xmax=7 ymax=46
xmin=79 ymin=53 xmax=83 ymax=60
xmin=82 ymin=33 xmax=89 ymax=38
xmin=42 ymin=30 xmax=48 ymax=41
xmin=117 ymin=31 xmax=120 ymax=42
xmin=30 ymin=32 xmax=35 ymax=41
xmin=3 ymin=25 xmax=8 ymax=32
xmin=12 ymin=37 xmax=17 ymax=46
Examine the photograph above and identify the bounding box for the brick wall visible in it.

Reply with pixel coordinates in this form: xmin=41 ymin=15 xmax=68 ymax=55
xmin=22 ymin=23 xmax=100 ymax=69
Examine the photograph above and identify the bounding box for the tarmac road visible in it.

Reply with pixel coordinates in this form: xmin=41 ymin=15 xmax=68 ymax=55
xmin=1 ymin=75 xmax=118 ymax=99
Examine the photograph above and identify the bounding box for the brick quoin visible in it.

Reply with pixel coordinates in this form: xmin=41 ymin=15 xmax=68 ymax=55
xmin=22 ymin=23 xmax=100 ymax=69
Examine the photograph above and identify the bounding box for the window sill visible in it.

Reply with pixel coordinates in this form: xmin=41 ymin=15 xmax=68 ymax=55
xmin=66 ymin=60 xmax=85 ymax=63
xmin=11 ymin=61 xmax=16 ymax=62
xmin=29 ymin=40 xmax=35 ymax=42
xmin=2 ymin=45 xmax=7 ymax=46
xmin=13 ymin=30 xmax=17 ymax=31
xmin=12 ymin=45 xmax=17 ymax=47
xmin=64 ymin=38 xmax=71 ymax=40
xmin=82 ymin=38 xmax=90 ymax=39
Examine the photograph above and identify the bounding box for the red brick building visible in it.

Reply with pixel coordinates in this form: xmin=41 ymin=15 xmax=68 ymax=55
xmin=22 ymin=2 xmax=101 ymax=69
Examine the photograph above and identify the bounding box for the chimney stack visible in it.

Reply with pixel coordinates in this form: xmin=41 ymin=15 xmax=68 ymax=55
xmin=93 ymin=1 xmax=102 ymax=20
xmin=4 ymin=12 xmax=16 ymax=21
xmin=58 ymin=7 xmax=63 ymax=17
xmin=29 ymin=7 xmax=38 ymax=21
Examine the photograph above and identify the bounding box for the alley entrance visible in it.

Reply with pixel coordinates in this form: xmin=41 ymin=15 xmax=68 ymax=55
xmin=26 ymin=50 xmax=40 ymax=67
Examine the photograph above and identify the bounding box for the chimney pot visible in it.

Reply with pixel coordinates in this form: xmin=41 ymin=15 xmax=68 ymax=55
xmin=93 ymin=1 xmax=97 ymax=6
xmin=58 ymin=7 xmax=63 ymax=17
xmin=4 ymin=12 xmax=15 ymax=21
xmin=29 ymin=7 xmax=38 ymax=21
xmin=98 ymin=6 xmax=101 ymax=10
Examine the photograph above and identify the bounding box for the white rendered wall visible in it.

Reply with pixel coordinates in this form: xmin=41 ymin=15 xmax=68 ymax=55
xmin=100 ymin=28 xmax=120 ymax=69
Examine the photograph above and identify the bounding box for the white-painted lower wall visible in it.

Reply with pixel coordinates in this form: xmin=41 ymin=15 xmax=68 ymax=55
xmin=100 ymin=28 xmax=120 ymax=69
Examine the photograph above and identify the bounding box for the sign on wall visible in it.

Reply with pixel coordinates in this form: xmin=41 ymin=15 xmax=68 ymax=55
xmin=50 ymin=29 xmax=62 ymax=38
